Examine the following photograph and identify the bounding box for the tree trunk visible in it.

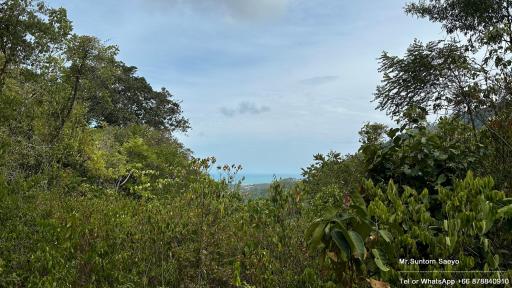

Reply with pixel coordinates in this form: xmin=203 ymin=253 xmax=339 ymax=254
xmin=54 ymin=54 xmax=88 ymax=140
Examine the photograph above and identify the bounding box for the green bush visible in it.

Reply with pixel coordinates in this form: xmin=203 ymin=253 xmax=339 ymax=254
xmin=361 ymin=118 xmax=485 ymax=192
xmin=307 ymin=172 xmax=512 ymax=287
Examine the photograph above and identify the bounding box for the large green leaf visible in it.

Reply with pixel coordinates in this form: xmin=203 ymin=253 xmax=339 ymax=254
xmin=307 ymin=220 xmax=326 ymax=249
xmin=306 ymin=219 xmax=323 ymax=239
xmin=342 ymin=230 xmax=366 ymax=259
xmin=352 ymin=220 xmax=373 ymax=239
xmin=371 ymin=249 xmax=390 ymax=272
xmin=331 ymin=229 xmax=351 ymax=262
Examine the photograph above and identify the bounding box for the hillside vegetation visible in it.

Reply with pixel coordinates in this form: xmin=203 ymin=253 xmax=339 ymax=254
xmin=1 ymin=0 xmax=512 ymax=287
xmin=240 ymin=178 xmax=298 ymax=199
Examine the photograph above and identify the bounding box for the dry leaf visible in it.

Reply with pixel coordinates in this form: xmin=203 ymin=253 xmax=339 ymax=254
xmin=367 ymin=278 xmax=391 ymax=288
xmin=326 ymin=251 xmax=338 ymax=262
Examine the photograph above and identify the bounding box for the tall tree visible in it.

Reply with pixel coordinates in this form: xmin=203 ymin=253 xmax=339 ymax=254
xmin=375 ymin=0 xmax=512 ymax=126
xmin=86 ymin=61 xmax=190 ymax=134
xmin=54 ymin=35 xmax=118 ymax=139
xmin=374 ymin=0 xmax=512 ymax=190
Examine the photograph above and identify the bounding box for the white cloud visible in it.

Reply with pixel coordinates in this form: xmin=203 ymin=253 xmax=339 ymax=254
xmin=299 ymin=75 xmax=339 ymax=86
xmin=220 ymin=101 xmax=271 ymax=117
xmin=146 ymin=0 xmax=291 ymax=20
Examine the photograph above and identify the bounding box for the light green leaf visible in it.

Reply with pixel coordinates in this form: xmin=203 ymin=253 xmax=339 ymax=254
xmin=378 ymin=230 xmax=393 ymax=243
xmin=498 ymin=204 xmax=512 ymax=219
xmin=372 ymin=249 xmax=390 ymax=272
xmin=310 ymin=222 xmax=326 ymax=249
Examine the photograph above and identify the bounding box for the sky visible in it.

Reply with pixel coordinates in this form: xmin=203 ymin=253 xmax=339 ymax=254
xmin=47 ymin=0 xmax=442 ymax=175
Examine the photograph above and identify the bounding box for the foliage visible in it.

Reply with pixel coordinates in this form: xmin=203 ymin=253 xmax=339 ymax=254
xmin=0 ymin=179 xmax=239 ymax=287
xmin=1 ymin=0 xmax=512 ymax=287
xmin=81 ymin=125 xmax=196 ymax=198
xmin=84 ymin=61 xmax=190 ymax=134
xmin=0 ymin=0 xmax=72 ymax=86
xmin=307 ymin=172 xmax=512 ymax=287
xmin=358 ymin=122 xmax=388 ymax=146
xmin=479 ymin=108 xmax=512 ymax=192
xmin=306 ymin=195 xmax=379 ymax=287
xmin=374 ymin=0 xmax=512 ymax=193
xmin=405 ymin=0 xmax=512 ymax=58
xmin=361 ymin=117 xmax=485 ymax=192
xmin=0 ymin=164 xmax=326 ymax=287
xmin=375 ymin=39 xmax=478 ymax=122
xmin=366 ymin=172 xmax=512 ymax=284
xmin=302 ymin=152 xmax=365 ymax=208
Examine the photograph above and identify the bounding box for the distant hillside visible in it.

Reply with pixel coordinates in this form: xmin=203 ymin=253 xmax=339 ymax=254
xmin=240 ymin=178 xmax=298 ymax=199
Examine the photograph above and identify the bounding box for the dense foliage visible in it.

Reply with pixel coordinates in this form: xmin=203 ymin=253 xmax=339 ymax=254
xmin=360 ymin=117 xmax=485 ymax=191
xmin=1 ymin=0 xmax=512 ymax=287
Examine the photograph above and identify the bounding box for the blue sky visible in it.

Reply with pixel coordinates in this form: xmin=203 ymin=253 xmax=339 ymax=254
xmin=47 ymin=0 xmax=441 ymax=174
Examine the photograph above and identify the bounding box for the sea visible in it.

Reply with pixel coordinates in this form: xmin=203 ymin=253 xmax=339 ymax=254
xmin=210 ymin=173 xmax=302 ymax=185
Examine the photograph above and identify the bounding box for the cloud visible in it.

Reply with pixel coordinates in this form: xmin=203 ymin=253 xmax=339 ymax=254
xmin=299 ymin=75 xmax=339 ymax=86
xmin=220 ymin=101 xmax=271 ymax=117
xmin=146 ymin=0 xmax=291 ymax=20
xmin=220 ymin=107 xmax=237 ymax=117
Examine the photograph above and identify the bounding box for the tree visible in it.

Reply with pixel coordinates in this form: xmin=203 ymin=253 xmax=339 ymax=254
xmin=374 ymin=40 xmax=484 ymax=128
xmin=0 ymin=0 xmax=71 ymax=88
xmin=60 ymin=36 xmax=190 ymax=135
xmin=0 ymin=0 xmax=190 ymax=186
xmin=53 ymin=35 xmax=118 ymax=139
xmin=374 ymin=0 xmax=512 ymax=191
xmin=358 ymin=122 xmax=388 ymax=146
xmin=375 ymin=0 xmax=512 ymax=130
xmin=86 ymin=61 xmax=190 ymax=134
xmin=405 ymin=0 xmax=512 ymax=56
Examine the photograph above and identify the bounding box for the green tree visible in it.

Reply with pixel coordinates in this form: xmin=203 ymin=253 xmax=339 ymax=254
xmin=86 ymin=61 xmax=190 ymax=134
xmin=376 ymin=0 xmax=512 ymax=126
xmin=374 ymin=0 xmax=512 ymax=192
xmin=0 ymin=0 xmax=71 ymax=88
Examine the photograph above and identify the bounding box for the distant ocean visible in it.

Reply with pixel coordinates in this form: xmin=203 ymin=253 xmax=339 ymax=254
xmin=210 ymin=173 xmax=302 ymax=185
